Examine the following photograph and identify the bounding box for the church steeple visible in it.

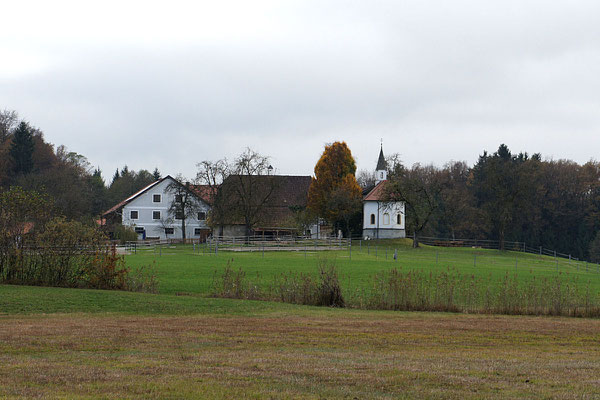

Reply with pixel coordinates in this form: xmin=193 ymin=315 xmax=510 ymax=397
xmin=375 ymin=142 xmax=387 ymax=184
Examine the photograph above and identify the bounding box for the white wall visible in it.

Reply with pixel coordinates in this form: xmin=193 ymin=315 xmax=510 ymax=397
xmin=122 ymin=178 xmax=210 ymax=240
xmin=362 ymin=200 xmax=405 ymax=239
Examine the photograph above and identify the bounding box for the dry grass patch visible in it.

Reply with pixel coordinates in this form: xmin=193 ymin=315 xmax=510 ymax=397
xmin=1 ymin=312 xmax=600 ymax=399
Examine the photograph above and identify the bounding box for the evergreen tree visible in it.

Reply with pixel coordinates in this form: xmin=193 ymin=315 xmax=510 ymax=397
xmin=9 ymin=122 xmax=34 ymax=175
xmin=111 ymin=169 xmax=120 ymax=185
xmin=152 ymin=167 xmax=161 ymax=181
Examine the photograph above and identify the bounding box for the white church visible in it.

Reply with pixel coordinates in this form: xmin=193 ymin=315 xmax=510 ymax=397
xmin=362 ymin=146 xmax=406 ymax=239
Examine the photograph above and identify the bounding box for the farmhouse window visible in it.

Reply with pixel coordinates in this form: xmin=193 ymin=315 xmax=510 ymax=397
xmin=130 ymin=210 xmax=139 ymax=220
xmin=383 ymin=213 xmax=390 ymax=225
xmin=175 ymin=194 xmax=183 ymax=203
xmin=153 ymin=194 xmax=161 ymax=203
xmin=165 ymin=227 xmax=174 ymax=235
xmin=152 ymin=211 xmax=161 ymax=220
xmin=194 ymin=228 xmax=203 ymax=235
xmin=175 ymin=211 xmax=183 ymax=220
xmin=198 ymin=211 xmax=206 ymax=221
xmin=370 ymin=214 xmax=375 ymax=225
xmin=134 ymin=227 xmax=144 ymax=234
xmin=397 ymin=214 xmax=401 ymax=225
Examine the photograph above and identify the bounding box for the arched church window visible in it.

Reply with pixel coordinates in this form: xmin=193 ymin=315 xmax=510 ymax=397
xmin=370 ymin=214 xmax=375 ymax=225
xmin=397 ymin=214 xmax=402 ymax=225
xmin=383 ymin=213 xmax=390 ymax=225
xmin=380 ymin=172 xmax=384 ymax=179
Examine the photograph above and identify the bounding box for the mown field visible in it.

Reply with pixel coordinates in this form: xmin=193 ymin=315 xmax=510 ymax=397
xmin=2 ymin=240 xmax=600 ymax=399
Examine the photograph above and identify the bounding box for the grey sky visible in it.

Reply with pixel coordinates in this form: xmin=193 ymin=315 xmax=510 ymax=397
xmin=2 ymin=0 xmax=599 ymax=181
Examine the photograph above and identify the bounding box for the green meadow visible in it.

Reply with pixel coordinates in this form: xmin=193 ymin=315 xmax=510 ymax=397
xmin=125 ymin=239 xmax=600 ymax=296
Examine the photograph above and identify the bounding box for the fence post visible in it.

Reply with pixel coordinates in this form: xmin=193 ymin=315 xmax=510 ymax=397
xmin=394 ymin=249 xmax=397 ymax=261
xmin=349 ymin=240 xmax=352 ymax=260
xmin=539 ymin=246 xmax=542 ymax=256
xmin=569 ymin=254 xmax=572 ymax=269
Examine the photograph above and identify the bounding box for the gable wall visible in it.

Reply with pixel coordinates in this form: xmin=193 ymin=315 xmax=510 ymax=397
xmin=122 ymin=178 xmax=210 ymax=240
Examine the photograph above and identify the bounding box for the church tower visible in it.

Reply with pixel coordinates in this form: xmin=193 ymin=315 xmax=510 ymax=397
xmin=375 ymin=144 xmax=387 ymax=184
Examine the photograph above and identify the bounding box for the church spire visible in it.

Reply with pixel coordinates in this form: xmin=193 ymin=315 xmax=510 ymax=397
xmin=375 ymin=142 xmax=387 ymax=184
xmin=376 ymin=143 xmax=386 ymax=171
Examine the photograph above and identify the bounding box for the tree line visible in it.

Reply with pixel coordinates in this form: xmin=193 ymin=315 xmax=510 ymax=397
xmin=0 ymin=110 xmax=160 ymax=221
xmin=377 ymin=144 xmax=600 ymax=261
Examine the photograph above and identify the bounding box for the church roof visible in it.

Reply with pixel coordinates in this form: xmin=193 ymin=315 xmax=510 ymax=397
xmin=363 ymin=180 xmax=388 ymax=201
xmin=376 ymin=146 xmax=386 ymax=170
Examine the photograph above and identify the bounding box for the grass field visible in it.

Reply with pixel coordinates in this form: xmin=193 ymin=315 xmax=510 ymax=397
xmin=2 ymin=240 xmax=600 ymax=398
xmin=125 ymin=239 xmax=600 ymax=296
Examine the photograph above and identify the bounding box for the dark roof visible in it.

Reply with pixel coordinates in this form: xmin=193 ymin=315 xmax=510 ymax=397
xmin=221 ymin=175 xmax=312 ymax=228
xmin=376 ymin=146 xmax=387 ymax=171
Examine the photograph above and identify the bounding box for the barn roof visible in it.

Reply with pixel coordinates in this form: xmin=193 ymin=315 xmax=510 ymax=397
xmin=220 ymin=175 xmax=312 ymax=228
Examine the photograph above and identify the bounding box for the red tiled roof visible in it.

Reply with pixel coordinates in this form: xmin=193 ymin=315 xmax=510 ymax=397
xmin=189 ymin=184 xmax=216 ymax=204
xmin=363 ymin=180 xmax=388 ymax=201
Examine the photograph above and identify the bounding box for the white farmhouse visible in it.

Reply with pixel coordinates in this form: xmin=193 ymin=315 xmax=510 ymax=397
xmin=362 ymin=146 xmax=406 ymax=239
xmin=103 ymin=175 xmax=211 ymax=241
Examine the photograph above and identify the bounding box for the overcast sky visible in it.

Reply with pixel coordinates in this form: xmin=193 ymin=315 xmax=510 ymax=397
xmin=1 ymin=0 xmax=599 ymax=181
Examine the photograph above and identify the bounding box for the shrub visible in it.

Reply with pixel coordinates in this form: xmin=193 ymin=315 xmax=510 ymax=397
xmin=315 ymin=259 xmax=345 ymax=307
xmin=112 ymin=224 xmax=138 ymax=245
xmin=1 ymin=216 xmax=156 ymax=292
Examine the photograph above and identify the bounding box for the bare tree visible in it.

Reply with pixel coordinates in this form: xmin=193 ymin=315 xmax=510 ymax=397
xmin=384 ymin=163 xmax=442 ymax=248
xmin=0 ymin=109 xmax=19 ymax=144
xmin=356 ymin=169 xmax=376 ymax=189
xmin=227 ymin=148 xmax=277 ymax=237
xmin=196 ymin=159 xmax=229 ymax=236
xmin=197 ymin=148 xmax=276 ymax=238
xmin=165 ymin=175 xmax=203 ymax=242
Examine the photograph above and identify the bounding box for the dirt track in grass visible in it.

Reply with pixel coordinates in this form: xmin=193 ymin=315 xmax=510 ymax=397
xmin=1 ymin=312 xmax=600 ymax=399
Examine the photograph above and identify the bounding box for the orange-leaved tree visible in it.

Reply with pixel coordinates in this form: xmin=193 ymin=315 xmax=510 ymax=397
xmin=307 ymin=142 xmax=362 ymax=237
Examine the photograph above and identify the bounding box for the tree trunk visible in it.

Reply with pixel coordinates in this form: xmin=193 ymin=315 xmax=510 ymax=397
xmin=413 ymin=231 xmax=419 ymax=248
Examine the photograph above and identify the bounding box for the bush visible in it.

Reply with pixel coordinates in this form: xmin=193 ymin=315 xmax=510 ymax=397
xmin=112 ymin=224 xmax=139 ymax=244
xmin=1 ymin=217 xmax=156 ymax=292
xmin=212 ymin=259 xmax=344 ymax=307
